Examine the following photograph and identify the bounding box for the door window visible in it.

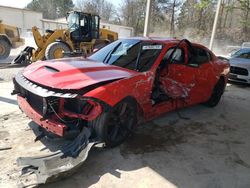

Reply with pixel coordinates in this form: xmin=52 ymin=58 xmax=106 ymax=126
xmin=237 ymin=52 xmax=250 ymax=59
xmin=162 ymin=47 xmax=185 ymax=65
xmin=188 ymin=47 xmax=210 ymax=66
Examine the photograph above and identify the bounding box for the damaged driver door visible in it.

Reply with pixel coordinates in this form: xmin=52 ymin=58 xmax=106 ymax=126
xmin=156 ymin=42 xmax=207 ymax=107
xmin=160 ymin=44 xmax=194 ymax=101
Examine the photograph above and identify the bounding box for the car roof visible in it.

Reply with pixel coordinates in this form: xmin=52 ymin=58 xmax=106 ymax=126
xmin=126 ymin=37 xmax=207 ymax=48
xmin=127 ymin=37 xmax=178 ymax=43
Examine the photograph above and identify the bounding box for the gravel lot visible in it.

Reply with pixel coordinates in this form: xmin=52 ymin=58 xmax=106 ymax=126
xmin=0 ymin=56 xmax=250 ymax=188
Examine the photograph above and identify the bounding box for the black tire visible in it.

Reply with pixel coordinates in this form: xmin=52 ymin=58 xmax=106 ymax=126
xmin=89 ymin=98 xmax=137 ymax=147
xmin=45 ymin=42 xmax=71 ymax=60
xmin=0 ymin=39 xmax=11 ymax=60
xmin=204 ymin=79 xmax=225 ymax=107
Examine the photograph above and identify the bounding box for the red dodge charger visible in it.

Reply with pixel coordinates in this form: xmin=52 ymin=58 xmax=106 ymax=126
xmin=13 ymin=37 xmax=230 ymax=148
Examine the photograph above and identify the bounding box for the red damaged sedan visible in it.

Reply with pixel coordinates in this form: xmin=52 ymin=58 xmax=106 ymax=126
xmin=13 ymin=38 xmax=229 ymax=147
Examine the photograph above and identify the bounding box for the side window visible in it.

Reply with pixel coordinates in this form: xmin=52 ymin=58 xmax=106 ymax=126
xmin=189 ymin=47 xmax=210 ymax=65
xmin=162 ymin=47 xmax=185 ymax=65
xmin=237 ymin=52 xmax=250 ymax=59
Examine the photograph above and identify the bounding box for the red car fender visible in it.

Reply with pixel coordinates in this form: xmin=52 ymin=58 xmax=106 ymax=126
xmin=83 ymin=71 xmax=155 ymax=113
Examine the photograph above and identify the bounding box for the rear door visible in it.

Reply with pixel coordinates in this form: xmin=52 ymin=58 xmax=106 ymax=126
xmin=188 ymin=47 xmax=215 ymax=102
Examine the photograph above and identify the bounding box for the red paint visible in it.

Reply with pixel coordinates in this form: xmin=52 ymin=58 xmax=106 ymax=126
xmin=62 ymin=99 xmax=102 ymax=121
xmin=17 ymin=38 xmax=230 ymax=137
xmin=23 ymin=58 xmax=137 ymax=90
xmin=17 ymin=96 xmax=66 ymax=136
xmin=17 ymin=96 xmax=102 ymax=136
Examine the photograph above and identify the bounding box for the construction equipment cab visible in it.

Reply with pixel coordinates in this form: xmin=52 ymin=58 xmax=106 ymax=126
xmin=68 ymin=11 xmax=99 ymax=43
xmin=13 ymin=11 xmax=118 ymax=64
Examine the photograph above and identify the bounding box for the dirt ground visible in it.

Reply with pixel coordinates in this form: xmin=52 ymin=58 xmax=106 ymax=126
xmin=0 ymin=53 xmax=250 ymax=188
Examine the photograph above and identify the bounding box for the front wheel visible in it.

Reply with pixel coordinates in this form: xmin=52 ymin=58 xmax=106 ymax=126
xmin=0 ymin=39 xmax=11 ymax=60
xmin=45 ymin=42 xmax=71 ymax=60
xmin=90 ymin=98 xmax=137 ymax=147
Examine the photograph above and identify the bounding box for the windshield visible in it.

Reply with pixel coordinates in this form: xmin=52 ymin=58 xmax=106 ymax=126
xmin=231 ymin=49 xmax=250 ymax=59
xmin=88 ymin=39 xmax=163 ymax=71
xmin=67 ymin=12 xmax=79 ymax=31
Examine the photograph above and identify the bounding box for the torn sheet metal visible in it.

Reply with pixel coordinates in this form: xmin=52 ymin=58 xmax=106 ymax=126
xmin=160 ymin=77 xmax=194 ymax=99
xmin=17 ymin=127 xmax=96 ymax=187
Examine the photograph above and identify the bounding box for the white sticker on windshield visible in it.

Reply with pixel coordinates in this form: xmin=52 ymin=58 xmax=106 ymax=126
xmin=142 ymin=45 xmax=162 ymax=50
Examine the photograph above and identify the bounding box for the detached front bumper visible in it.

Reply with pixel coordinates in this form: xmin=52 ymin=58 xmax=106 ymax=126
xmin=16 ymin=95 xmax=98 ymax=187
xmin=17 ymin=95 xmax=67 ymax=136
xmin=16 ymin=94 xmax=97 ymax=186
xmin=13 ymin=72 xmax=103 ymax=187
xmin=17 ymin=127 xmax=95 ymax=187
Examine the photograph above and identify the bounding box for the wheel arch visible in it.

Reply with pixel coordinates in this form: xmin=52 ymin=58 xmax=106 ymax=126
xmin=89 ymin=95 xmax=140 ymax=147
xmin=119 ymin=96 xmax=144 ymax=122
xmin=88 ymin=94 xmax=144 ymax=123
xmin=83 ymin=75 xmax=148 ymax=122
xmin=219 ymin=75 xmax=227 ymax=91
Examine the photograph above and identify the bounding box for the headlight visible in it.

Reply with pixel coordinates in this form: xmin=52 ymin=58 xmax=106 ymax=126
xmin=63 ymin=97 xmax=102 ymax=121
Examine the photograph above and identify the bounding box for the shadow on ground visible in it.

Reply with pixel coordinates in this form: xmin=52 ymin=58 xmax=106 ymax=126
xmin=228 ymin=80 xmax=250 ymax=88
xmin=33 ymin=102 xmax=250 ymax=188
xmin=0 ymin=96 xmax=17 ymax=105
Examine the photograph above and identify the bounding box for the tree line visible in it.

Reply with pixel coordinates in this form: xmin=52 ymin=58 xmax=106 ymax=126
xmin=27 ymin=0 xmax=250 ymax=44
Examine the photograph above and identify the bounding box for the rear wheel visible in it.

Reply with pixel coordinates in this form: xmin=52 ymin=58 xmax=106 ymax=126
xmin=90 ymin=98 xmax=137 ymax=147
xmin=204 ymin=78 xmax=225 ymax=107
xmin=45 ymin=42 xmax=71 ymax=60
xmin=0 ymin=39 xmax=11 ymax=60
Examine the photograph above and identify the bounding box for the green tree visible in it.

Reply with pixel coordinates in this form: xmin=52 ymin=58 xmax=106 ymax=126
xmin=118 ymin=0 xmax=168 ymax=35
xmin=157 ymin=0 xmax=182 ymax=36
xmin=177 ymin=0 xmax=215 ymax=38
xmin=26 ymin=0 xmax=74 ymax=19
xmin=74 ymin=0 xmax=116 ymax=22
xmin=237 ymin=0 xmax=250 ymax=40
xmin=119 ymin=0 xmax=146 ymax=35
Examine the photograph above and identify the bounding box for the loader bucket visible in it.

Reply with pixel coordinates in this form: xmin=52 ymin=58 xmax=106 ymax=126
xmin=17 ymin=127 xmax=96 ymax=187
xmin=12 ymin=46 xmax=34 ymax=64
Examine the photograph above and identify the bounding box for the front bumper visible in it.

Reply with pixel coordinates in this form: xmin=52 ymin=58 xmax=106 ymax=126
xmin=228 ymin=73 xmax=250 ymax=84
xmin=17 ymin=95 xmax=66 ymax=136
xmin=16 ymin=97 xmax=97 ymax=187
xmin=13 ymin=71 xmax=103 ymax=137
xmin=13 ymin=72 xmax=100 ymax=187
xmin=17 ymin=127 xmax=95 ymax=187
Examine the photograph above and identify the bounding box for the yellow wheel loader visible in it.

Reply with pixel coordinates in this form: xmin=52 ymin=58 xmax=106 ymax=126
xmin=0 ymin=21 xmax=25 ymax=59
xmin=13 ymin=11 xmax=118 ymax=64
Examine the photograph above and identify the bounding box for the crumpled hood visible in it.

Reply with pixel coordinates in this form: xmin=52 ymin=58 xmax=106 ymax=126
xmin=22 ymin=57 xmax=137 ymax=90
